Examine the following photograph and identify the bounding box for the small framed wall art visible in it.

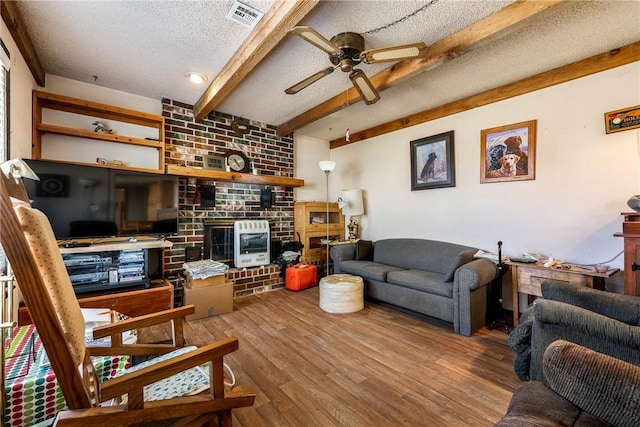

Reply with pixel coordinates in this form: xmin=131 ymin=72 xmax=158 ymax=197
xmin=410 ymin=130 xmax=455 ymax=191
xmin=480 ymin=120 xmax=536 ymax=184
xmin=203 ymin=155 xmax=226 ymax=171
xmin=604 ymin=105 xmax=640 ymax=134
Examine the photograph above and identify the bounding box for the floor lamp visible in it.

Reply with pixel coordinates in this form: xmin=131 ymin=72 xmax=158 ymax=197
xmin=319 ymin=160 xmax=336 ymax=277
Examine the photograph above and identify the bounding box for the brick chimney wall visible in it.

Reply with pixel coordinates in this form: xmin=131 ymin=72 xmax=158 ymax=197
xmin=162 ymin=98 xmax=295 ymax=300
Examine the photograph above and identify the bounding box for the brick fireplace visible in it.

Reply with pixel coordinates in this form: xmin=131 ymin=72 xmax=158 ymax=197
xmin=161 ymin=98 xmax=295 ymax=301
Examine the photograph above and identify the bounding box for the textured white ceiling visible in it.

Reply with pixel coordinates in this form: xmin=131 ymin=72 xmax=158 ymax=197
xmin=12 ymin=0 xmax=640 ymax=141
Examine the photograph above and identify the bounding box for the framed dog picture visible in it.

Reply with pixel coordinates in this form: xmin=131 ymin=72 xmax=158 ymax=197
xmin=480 ymin=120 xmax=536 ymax=184
xmin=410 ymin=131 xmax=455 ymax=191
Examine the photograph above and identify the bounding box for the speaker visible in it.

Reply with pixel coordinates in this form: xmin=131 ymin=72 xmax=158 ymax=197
xmin=201 ymin=185 xmax=216 ymax=207
xmin=185 ymin=245 xmax=202 ymax=262
xmin=260 ymin=188 xmax=274 ymax=208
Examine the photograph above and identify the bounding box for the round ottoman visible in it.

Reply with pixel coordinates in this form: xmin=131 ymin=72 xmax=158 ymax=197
xmin=319 ymin=274 xmax=364 ymax=314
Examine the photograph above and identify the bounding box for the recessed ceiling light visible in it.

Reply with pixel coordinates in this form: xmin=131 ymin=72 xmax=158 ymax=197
xmin=185 ymin=72 xmax=208 ymax=84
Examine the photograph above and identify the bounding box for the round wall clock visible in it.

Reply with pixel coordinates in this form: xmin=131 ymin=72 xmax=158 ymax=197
xmin=225 ymin=150 xmax=250 ymax=173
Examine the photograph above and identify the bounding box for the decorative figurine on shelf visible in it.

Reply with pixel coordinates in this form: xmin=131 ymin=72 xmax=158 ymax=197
xmin=92 ymin=121 xmax=113 ymax=134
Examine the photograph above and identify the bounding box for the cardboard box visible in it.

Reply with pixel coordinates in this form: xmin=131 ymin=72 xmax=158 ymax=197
xmin=184 ymin=272 xmax=227 ymax=288
xmin=184 ymin=281 xmax=233 ymax=320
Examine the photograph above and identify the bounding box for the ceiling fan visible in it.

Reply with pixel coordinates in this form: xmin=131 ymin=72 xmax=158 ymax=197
xmin=285 ymin=26 xmax=429 ymax=105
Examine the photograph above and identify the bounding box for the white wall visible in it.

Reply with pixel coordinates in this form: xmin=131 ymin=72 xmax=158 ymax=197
xmin=3 ymin=20 xmax=38 ymax=158
xmin=5 ymin=36 xmax=162 ymax=159
xmin=44 ymin=75 xmax=161 ymax=114
xmin=299 ymin=62 xmax=640 ymax=300
xmin=293 ymin=134 xmax=331 ymax=202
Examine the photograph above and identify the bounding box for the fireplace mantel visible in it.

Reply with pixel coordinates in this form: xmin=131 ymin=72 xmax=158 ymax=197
xmin=166 ymin=165 xmax=304 ymax=188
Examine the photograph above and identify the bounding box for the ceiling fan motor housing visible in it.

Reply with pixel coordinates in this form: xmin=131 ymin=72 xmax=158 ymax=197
xmin=329 ymin=32 xmax=365 ymax=71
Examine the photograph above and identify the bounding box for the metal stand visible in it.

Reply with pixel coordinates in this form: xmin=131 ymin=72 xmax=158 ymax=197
xmin=324 ymin=170 xmax=330 ymax=278
xmin=487 ymin=241 xmax=511 ymax=333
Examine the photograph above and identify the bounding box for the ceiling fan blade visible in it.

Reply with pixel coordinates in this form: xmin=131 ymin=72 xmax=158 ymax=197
xmin=361 ymin=42 xmax=428 ymax=64
xmin=349 ymin=69 xmax=380 ymax=105
xmin=291 ymin=26 xmax=342 ymax=55
xmin=285 ymin=67 xmax=336 ymax=95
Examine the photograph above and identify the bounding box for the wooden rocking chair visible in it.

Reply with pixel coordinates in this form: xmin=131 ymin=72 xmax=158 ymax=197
xmin=0 ymin=171 xmax=255 ymax=426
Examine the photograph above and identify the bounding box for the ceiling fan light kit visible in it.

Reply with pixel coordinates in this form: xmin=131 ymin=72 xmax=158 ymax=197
xmin=285 ymin=25 xmax=428 ymax=105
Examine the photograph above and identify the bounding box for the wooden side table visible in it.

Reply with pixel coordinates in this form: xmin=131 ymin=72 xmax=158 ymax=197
xmin=507 ymin=261 xmax=618 ymax=327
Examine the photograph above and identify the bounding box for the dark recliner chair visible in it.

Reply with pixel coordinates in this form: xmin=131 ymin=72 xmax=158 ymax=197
xmin=496 ymin=340 xmax=640 ymax=427
xmin=508 ymin=280 xmax=640 ymax=381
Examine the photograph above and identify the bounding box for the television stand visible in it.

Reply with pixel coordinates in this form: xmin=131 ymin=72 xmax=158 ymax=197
xmin=19 ymin=238 xmax=174 ymax=326
xmin=18 ymin=279 xmax=173 ymax=326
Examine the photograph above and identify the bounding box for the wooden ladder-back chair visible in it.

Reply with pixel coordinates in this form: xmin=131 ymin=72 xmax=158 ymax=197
xmin=0 ymin=172 xmax=255 ymax=426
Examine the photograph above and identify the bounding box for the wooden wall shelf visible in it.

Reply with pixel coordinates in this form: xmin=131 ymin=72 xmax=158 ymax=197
xmin=32 ymin=90 xmax=304 ymax=188
xmin=32 ymin=90 xmax=165 ymax=173
xmin=165 ymin=164 xmax=304 ymax=188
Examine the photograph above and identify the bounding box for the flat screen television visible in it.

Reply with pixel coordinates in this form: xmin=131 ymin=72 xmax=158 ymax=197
xmin=23 ymin=159 xmax=179 ymax=240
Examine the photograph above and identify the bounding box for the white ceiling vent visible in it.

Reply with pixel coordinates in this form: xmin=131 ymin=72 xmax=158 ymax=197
xmin=226 ymin=1 xmax=264 ymax=29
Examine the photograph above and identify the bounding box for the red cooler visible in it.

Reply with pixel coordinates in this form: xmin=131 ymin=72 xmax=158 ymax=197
xmin=285 ymin=263 xmax=318 ymax=291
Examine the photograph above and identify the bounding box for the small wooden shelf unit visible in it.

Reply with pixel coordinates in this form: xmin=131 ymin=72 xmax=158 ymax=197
xmin=294 ymin=202 xmax=345 ymax=263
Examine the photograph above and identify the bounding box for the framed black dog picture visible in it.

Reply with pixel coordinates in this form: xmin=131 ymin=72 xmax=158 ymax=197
xmin=410 ymin=131 xmax=455 ymax=191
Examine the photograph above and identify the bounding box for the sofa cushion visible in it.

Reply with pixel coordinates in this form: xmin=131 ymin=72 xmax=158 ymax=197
xmin=386 ymin=269 xmax=452 ymax=298
xmin=372 ymin=239 xmax=476 ymax=276
xmin=339 ymin=260 xmax=404 ymax=282
xmin=355 ymin=240 xmax=373 ymax=261
xmin=444 ymin=249 xmax=476 ymax=282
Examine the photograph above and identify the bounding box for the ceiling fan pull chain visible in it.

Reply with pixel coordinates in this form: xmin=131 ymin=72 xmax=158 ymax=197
xmin=346 ymin=127 xmax=350 ymax=142
xmin=363 ymin=0 xmax=439 ymax=35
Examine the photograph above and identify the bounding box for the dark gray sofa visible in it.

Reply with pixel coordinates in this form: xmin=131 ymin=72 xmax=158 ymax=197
xmin=331 ymin=238 xmax=498 ymax=336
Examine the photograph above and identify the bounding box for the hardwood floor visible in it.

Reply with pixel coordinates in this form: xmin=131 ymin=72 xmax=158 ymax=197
xmin=147 ymin=287 xmax=520 ymax=426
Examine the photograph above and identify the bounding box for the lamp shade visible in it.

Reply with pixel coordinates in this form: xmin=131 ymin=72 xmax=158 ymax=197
xmin=1 ymin=158 xmax=40 ymax=180
xmin=341 ymin=189 xmax=364 ymax=216
xmin=318 ymin=160 xmax=336 ymax=172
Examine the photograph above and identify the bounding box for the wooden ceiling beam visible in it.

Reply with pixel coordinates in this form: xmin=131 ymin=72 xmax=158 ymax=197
xmin=275 ymin=0 xmax=564 ymax=136
xmin=193 ymin=0 xmax=320 ymax=121
xmin=330 ymin=41 xmax=640 ymax=148
xmin=1 ymin=0 xmax=46 ymax=86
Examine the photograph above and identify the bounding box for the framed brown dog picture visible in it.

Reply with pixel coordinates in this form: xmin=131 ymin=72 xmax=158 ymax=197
xmin=410 ymin=131 xmax=455 ymax=191
xmin=480 ymin=120 xmax=536 ymax=184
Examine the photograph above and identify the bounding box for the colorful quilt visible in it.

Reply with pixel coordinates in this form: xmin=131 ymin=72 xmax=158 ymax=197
xmin=4 ymin=323 xmax=131 ymax=427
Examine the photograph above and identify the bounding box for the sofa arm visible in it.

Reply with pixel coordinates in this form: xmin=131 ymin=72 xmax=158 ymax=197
xmin=544 ymin=340 xmax=640 ymax=427
xmin=330 ymin=243 xmax=356 ymax=274
xmin=541 ymin=280 xmax=640 ymax=325
xmin=529 ymin=299 xmax=640 ymax=381
xmin=453 ymin=258 xmax=498 ymax=291
xmin=453 ymin=258 xmax=498 ymax=336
